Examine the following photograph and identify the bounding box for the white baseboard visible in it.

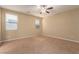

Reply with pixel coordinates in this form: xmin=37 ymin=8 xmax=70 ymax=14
xmin=1 ymin=33 xmax=79 ymax=44
xmin=42 ymin=33 xmax=79 ymax=43
xmin=3 ymin=34 xmax=37 ymax=42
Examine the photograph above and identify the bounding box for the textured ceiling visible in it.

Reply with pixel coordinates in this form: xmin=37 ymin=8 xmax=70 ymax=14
xmin=0 ymin=5 xmax=79 ymax=18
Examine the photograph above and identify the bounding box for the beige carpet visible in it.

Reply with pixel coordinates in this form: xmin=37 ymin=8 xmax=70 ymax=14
xmin=0 ymin=35 xmax=79 ymax=54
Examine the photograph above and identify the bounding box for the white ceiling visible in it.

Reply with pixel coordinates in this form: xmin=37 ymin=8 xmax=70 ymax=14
xmin=0 ymin=5 xmax=79 ymax=18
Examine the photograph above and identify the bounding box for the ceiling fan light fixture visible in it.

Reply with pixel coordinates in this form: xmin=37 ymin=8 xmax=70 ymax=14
xmin=37 ymin=5 xmax=53 ymax=14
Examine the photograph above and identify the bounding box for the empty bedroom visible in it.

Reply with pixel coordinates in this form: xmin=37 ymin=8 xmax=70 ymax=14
xmin=0 ymin=5 xmax=79 ymax=53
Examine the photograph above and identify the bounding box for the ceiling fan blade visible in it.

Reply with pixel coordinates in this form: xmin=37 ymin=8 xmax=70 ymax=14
xmin=47 ymin=7 xmax=53 ymax=10
xmin=46 ymin=11 xmax=50 ymax=13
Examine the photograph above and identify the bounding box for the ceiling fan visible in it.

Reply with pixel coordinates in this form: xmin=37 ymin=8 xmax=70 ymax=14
xmin=38 ymin=5 xmax=53 ymax=14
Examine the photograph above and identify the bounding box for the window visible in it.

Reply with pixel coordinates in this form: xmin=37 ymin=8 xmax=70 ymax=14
xmin=5 ymin=13 xmax=18 ymax=30
xmin=35 ymin=19 xmax=40 ymax=29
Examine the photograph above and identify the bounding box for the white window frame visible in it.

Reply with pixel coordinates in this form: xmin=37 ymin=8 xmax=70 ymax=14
xmin=35 ymin=19 xmax=40 ymax=29
xmin=5 ymin=13 xmax=18 ymax=31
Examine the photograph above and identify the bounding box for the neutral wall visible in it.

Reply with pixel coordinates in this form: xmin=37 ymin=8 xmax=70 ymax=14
xmin=0 ymin=8 xmax=1 ymax=41
xmin=1 ymin=9 xmax=42 ymax=40
xmin=43 ymin=8 xmax=79 ymax=42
